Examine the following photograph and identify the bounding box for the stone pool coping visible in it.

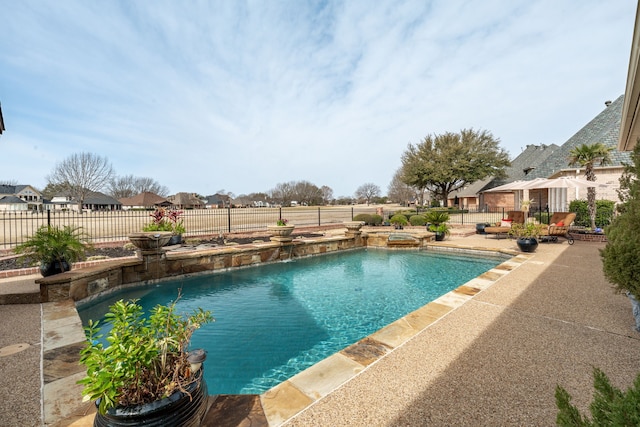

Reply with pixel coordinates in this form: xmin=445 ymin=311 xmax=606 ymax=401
xmin=43 ymin=240 xmax=526 ymax=426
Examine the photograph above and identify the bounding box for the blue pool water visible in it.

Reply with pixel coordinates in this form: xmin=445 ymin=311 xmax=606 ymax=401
xmin=78 ymin=248 xmax=505 ymax=395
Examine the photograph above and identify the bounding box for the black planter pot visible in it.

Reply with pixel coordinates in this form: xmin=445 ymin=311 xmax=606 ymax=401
xmin=94 ymin=373 xmax=208 ymax=427
xmin=168 ymin=234 xmax=183 ymax=245
xmin=40 ymin=260 xmax=71 ymax=277
xmin=516 ymin=237 xmax=539 ymax=253
xmin=435 ymin=231 xmax=446 ymax=241
xmin=476 ymin=223 xmax=491 ymax=234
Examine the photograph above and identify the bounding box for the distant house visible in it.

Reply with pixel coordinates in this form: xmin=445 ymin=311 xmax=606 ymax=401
xmin=119 ymin=192 xmax=171 ymax=210
xmin=448 ymin=144 xmax=559 ymax=210
xmin=168 ymin=192 xmax=204 ymax=209
xmin=204 ymin=194 xmax=231 ymax=209
xmin=0 ymin=184 xmax=44 ymax=211
xmin=49 ymin=191 xmax=122 ymax=211
xmin=474 ymin=95 xmax=630 ymax=212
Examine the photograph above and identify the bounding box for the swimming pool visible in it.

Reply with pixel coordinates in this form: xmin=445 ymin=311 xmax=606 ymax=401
xmin=78 ymin=248 xmax=505 ymax=395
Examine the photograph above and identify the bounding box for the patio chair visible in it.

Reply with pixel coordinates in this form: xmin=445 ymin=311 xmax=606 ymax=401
xmin=484 ymin=211 xmax=525 ymax=239
xmin=539 ymin=212 xmax=576 ymax=245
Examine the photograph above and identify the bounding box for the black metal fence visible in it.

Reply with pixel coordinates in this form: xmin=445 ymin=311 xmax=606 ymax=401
xmin=0 ymin=205 xmax=522 ymax=250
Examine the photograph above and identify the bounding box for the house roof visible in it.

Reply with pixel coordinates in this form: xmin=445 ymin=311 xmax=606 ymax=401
xmin=454 ymin=143 xmax=561 ymax=198
xmin=53 ymin=190 xmax=122 ymax=206
xmin=526 ymin=95 xmax=630 ymax=179
xmin=0 ymin=195 xmax=26 ymax=204
xmin=170 ymin=192 xmax=203 ymax=206
xmin=119 ymin=192 xmax=170 ymax=207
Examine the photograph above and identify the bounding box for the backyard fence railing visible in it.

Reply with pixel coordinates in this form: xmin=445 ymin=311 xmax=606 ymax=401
xmin=0 ymin=205 xmax=524 ymax=250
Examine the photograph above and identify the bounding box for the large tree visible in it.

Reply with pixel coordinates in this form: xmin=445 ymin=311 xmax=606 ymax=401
xmin=388 ymin=168 xmax=419 ymax=205
xmin=401 ymin=128 xmax=510 ymax=206
xmin=354 ymin=183 xmax=381 ymax=205
xmin=108 ymin=175 xmax=169 ymax=199
xmin=568 ymin=142 xmax=613 ymax=229
xmin=46 ymin=152 xmax=115 ymax=212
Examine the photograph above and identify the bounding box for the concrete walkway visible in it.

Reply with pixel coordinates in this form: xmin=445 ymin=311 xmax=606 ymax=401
xmin=0 ymin=235 xmax=638 ymax=426
xmin=286 ymin=237 xmax=640 ymax=426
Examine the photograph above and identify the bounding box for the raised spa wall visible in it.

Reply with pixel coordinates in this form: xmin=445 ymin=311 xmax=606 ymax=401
xmin=37 ymin=230 xmax=433 ymax=303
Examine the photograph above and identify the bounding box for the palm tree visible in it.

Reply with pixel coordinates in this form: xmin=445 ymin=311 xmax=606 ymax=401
xmin=568 ymin=142 xmax=613 ymax=229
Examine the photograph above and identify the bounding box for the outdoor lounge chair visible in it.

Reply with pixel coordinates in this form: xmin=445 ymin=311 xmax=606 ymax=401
xmin=484 ymin=211 xmax=525 ymax=239
xmin=539 ymin=212 xmax=576 ymax=245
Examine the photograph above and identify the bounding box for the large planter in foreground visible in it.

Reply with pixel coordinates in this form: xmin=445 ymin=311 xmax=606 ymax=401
xmin=94 ymin=371 xmax=208 ymax=427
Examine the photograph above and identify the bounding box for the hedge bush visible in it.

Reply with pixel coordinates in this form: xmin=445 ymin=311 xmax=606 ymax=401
xmin=568 ymin=199 xmax=616 ymax=227
xmin=409 ymin=215 xmax=426 ymax=226
xmin=353 ymin=213 xmax=372 ymax=224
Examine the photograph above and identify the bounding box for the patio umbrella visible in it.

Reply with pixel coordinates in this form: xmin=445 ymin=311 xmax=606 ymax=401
xmin=483 ymin=180 xmax=531 ymax=192
xmin=520 ymin=177 xmax=606 ymax=190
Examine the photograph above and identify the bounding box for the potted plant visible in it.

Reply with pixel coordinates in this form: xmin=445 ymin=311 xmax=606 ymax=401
xmin=424 ymin=210 xmax=451 ymax=241
xmin=520 ymin=198 xmax=534 ymax=212
xmin=508 ymin=222 xmax=545 ymax=252
xmin=142 ymin=208 xmax=185 ymax=245
xmin=14 ymin=225 xmax=92 ymax=276
xmin=267 ymin=218 xmax=296 ymax=242
xmin=389 ymin=214 xmax=409 ymax=230
xmin=78 ymin=297 xmax=214 ymax=426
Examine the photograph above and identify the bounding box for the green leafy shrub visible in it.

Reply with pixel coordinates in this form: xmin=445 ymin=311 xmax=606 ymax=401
xmin=389 ymin=214 xmax=409 ymax=226
xmin=556 ymin=367 xmax=640 ymax=426
xmin=423 ymin=210 xmax=451 ymax=226
xmin=369 ymin=214 xmax=383 ymax=225
xmin=569 ymin=200 xmax=616 ymax=228
xmin=78 ymin=298 xmax=213 ymax=414
xmin=14 ymin=225 xmax=92 ymax=267
xmin=409 ymin=215 xmax=426 ymax=226
xmin=353 ymin=213 xmax=372 ymax=224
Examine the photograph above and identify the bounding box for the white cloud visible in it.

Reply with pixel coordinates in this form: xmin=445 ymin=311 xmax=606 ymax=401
xmin=0 ymin=0 xmax=635 ymax=197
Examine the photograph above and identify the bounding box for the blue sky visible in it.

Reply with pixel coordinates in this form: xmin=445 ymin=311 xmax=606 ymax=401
xmin=0 ymin=1 xmax=635 ymax=198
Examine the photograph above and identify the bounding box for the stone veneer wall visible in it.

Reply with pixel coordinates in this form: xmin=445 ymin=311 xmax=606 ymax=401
xmin=37 ymin=234 xmax=370 ymax=303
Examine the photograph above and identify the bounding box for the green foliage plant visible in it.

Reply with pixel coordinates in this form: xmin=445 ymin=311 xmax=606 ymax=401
xmin=400 ymin=128 xmax=510 ymax=207
xmin=409 ymin=215 xmax=426 ymax=226
xmin=143 ymin=208 xmax=185 ymax=234
xmin=389 ymin=214 xmax=409 ymax=227
xmin=14 ymin=225 xmax=92 ymax=267
xmin=601 ymin=143 xmax=640 ymax=299
xmin=369 ymin=214 xmax=383 ymax=225
xmin=568 ymin=142 xmax=613 ymax=229
xmin=78 ymin=298 xmax=214 ymax=414
xmin=569 ymin=200 xmax=616 ymax=228
xmin=353 ymin=213 xmax=372 ymax=225
xmin=423 ymin=209 xmax=450 ymax=226
xmin=508 ymin=222 xmax=545 ymax=239
xmin=555 ymin=367 xmax=640 ymax=426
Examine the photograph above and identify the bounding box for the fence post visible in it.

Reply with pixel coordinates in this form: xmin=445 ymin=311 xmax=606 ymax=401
xmin=227 ymin=205 xmax=231 ymax=233
xmin=351 ymin=207 xmax=354 ymax=220
xmin=279 ymin=207 xmax=282 ymax=222
xmin=461 ymin=209 xmax=464 ymax=225
xmin=47 ymin=209 xmax=51 ymax=227
xmin=317 ymin=207 xmax=321 ymax=226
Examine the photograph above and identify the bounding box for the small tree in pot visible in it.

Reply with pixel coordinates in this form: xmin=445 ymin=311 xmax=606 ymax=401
xmin=508 ymin=222 xmax=545 ymax=252
xmin=424 ymin=210 xmax=451 ymax=241
xmin=78 ymin=297 xmax=214 ymax=425
xmin=14 ymin=225 xmax=92 ymax=276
